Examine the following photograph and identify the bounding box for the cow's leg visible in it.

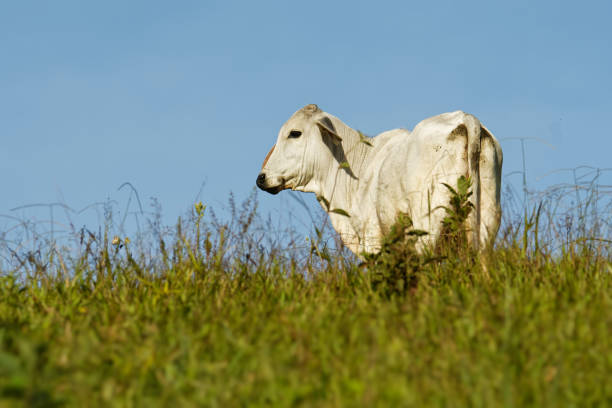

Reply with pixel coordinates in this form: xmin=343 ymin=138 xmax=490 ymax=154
xmin=411 ymin=185 xmax=449 ymax=253
xmin=359 ymin=222 xmax=384 ymax=255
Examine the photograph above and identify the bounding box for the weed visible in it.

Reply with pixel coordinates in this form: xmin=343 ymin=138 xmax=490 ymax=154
xmin=362 ymin=213 xmax=430 ymax=297
xmin=437 ymin=175 xmax=474 ymax=253
xmin=364 ymin=176 xmax=478 ymax=297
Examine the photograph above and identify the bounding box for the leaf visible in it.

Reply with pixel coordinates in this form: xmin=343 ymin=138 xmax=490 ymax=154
xmin=330 ymin=208 xmax=350 ymax=217
xmin=407 ymin=229 xmax=428 ymax=237
xmin=317 ymin=195 xmax=330 ymax=210
xmin=338 ymin=161 xmax=351 ymax=170
xmin=434 ymin=204 xmax=452 ymax=214
xmin=457 ymin=176 xmax=472 ymax=195
xmin=441 ymin=183 xmax=458 ymax=196
xmin=358 ymin=131 xmax=373 ymax=147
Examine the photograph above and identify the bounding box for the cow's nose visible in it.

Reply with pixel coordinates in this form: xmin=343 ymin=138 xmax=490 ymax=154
xmin=256 ymin=173 xmax=266 ymax=188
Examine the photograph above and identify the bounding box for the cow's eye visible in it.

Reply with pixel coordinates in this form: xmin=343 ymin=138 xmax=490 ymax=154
xmin=288 ymin=130 xmax=302 ymax=138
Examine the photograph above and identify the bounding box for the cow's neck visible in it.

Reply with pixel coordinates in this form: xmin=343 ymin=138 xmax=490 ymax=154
xmin=303 ymin=117 xmax=374 ymax=250
xmin=311 ymin=119 xmax=369 ymax=204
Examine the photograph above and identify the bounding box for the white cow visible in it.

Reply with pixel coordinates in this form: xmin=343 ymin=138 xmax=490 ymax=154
xmin=256 ymin=104 xmax=502 ymax=255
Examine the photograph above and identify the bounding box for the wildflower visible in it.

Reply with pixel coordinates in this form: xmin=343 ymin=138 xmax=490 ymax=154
xmin=195 ymin=201 xmax=206 ymax=215
xmin=125 ymin=237 xmax=130 ymax=245
xmin=112 ymin=236 xmax=120 ymax=246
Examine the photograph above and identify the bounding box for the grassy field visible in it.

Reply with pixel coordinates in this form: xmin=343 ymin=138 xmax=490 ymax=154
xmin=0 ymin=190 xmax=611 ymax=407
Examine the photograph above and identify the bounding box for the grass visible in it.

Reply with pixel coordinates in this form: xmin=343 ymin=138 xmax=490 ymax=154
xmin=0 ymin=185 xmax=610 ymax=407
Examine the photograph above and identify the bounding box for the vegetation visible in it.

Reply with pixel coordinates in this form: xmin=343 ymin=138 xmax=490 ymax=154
xmin=0 ymin=179 xmax=610 ymax=407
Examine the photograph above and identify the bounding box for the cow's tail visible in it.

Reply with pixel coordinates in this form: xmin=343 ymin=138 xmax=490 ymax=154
xmin=463 ymin=115 xmax=482 ymax=249
xmin=478 ymin=124 xmax=503 ymax=247
xmin=463 ymin=115 xmax=503 ymax=249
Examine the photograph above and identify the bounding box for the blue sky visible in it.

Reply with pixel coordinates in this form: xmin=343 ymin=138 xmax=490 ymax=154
xmin=1 ymin=1 xmax=611 ymax=232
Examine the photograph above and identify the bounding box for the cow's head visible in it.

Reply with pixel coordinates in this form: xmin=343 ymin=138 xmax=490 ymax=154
xmin=256 ymin=104 xmax=342 ymax=195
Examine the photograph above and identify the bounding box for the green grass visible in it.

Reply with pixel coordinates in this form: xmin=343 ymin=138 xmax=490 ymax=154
xmin=0 ymin=194 xmax=611 ymax=407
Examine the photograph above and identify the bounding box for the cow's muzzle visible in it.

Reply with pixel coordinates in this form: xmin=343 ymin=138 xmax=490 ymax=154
xmin=256 ymin=173 xmax=266 ymax=188
xmin=255 ymin=173 xmax=283 ymax=195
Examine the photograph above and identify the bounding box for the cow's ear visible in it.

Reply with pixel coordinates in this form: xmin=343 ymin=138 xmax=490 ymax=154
xmin=316 ymin=116 xmax=342 ymax=145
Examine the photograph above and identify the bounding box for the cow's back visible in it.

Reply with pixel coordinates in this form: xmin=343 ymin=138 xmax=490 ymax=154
xmin=366 ymin=111 xmax=501 ymax=249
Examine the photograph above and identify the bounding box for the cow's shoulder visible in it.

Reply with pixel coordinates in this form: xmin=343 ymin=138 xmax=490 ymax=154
xmin=374 ymin=128 xmax=410 ymax=145
xmin=365 ymin=128 xmax=409 ymax=158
